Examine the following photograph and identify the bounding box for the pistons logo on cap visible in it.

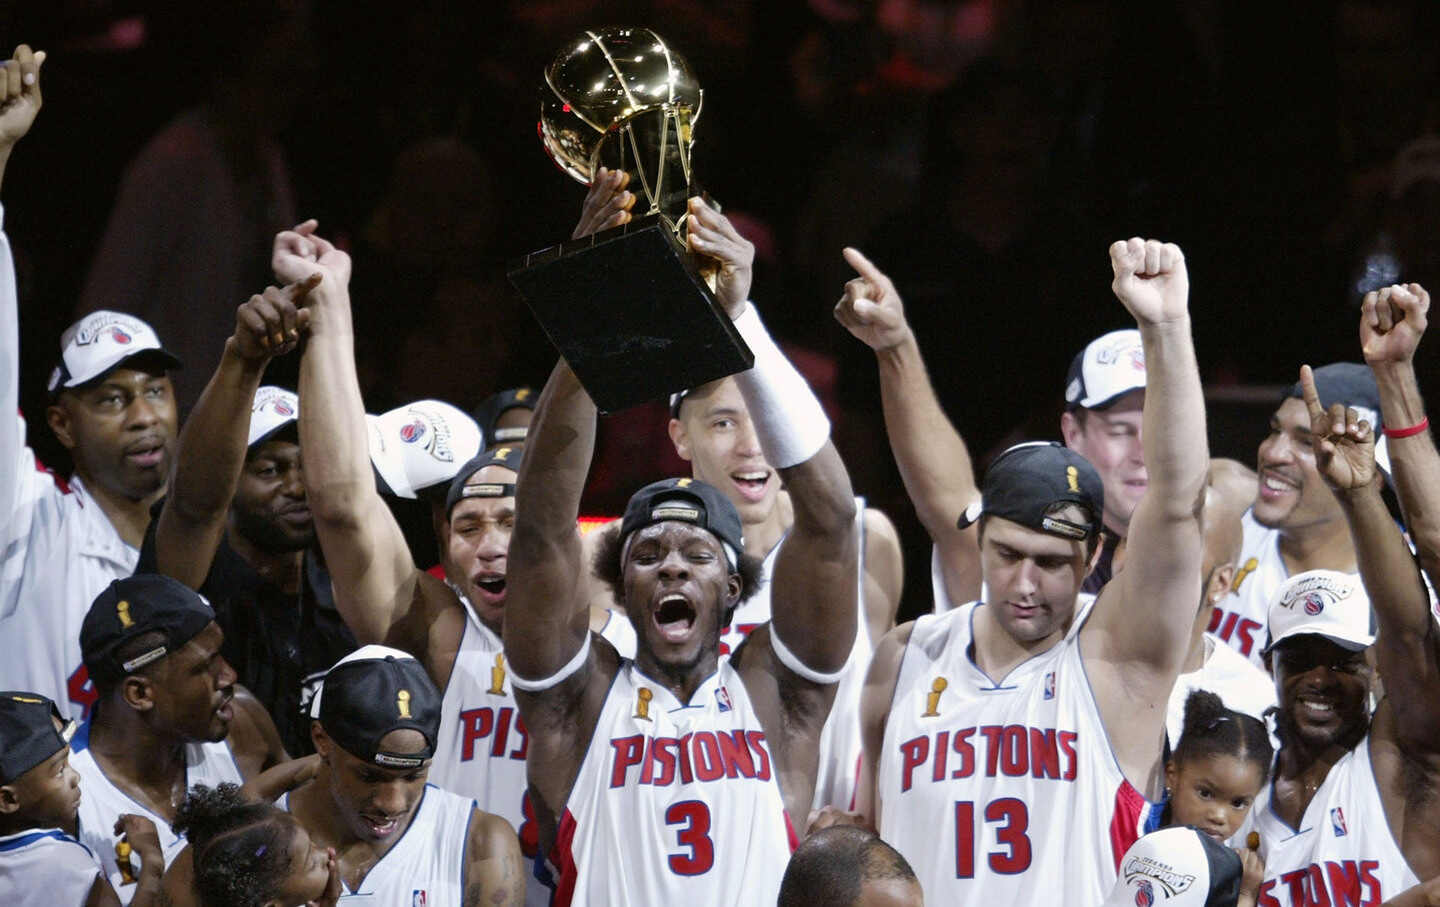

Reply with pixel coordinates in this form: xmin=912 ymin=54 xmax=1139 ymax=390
xmin=1129 ymin=348 xmax=1145 ymax=371
xmin=400 ymin=420 xmax=427 ymax=444
xmin=1134 ymin=880 xmax=1153 ymax=907
xmin=1303 ymin=592 xmax=1325 ymax=616
xmin=273 ymin=399 xmax=294 ymax=416
xmin=110 ymin=327 xmax=133 ymax=345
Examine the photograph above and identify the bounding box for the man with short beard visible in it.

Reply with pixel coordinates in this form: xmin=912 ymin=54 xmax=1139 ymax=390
xmin=0 ymin=47 xmax=184 ymax=718
xmin=139 ymin=280 xmax=356 ymax=755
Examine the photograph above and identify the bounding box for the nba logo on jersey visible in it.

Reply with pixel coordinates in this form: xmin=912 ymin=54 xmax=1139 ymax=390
xmin=412 ymin=890 xmax=428 ymax=906
xmin=1043 ymin=672 xmax=1056 ymax=700
xmin=1134 ymin=879 xmax=1154 ymax=907
xmin=1331 ymin=807 xmax=1348 ymax=837
xmin=716 ymin=685 xmax=732 ymax=712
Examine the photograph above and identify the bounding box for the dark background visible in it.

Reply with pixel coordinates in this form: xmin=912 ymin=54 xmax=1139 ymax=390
xmin=6 ymin=0 xmax=1438 ymax=620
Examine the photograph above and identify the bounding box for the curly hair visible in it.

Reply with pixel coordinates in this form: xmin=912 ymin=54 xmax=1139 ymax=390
xmin=1173 ymin=690 xmax=1273 ymax=778
xmin=590 ymin=522 xmax=765 ymax=627
xmin=171 ymin=783 xmax=298 ymax=907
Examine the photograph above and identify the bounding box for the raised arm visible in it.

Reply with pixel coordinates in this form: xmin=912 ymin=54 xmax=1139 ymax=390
xmin=688 ymin=202 xmax=859 ymax=675
xmin=504 ymin=360 xmax=594 ymax=680
xmin=153 ymin=280 xmax=316 ymax=587
xmin=834 ymin=247 xmax=981 ymax=605
xmin=284 ymin=224 xmax=429 ymax=651
xmin=1082 ymin=240 xmax=1208 ymax=781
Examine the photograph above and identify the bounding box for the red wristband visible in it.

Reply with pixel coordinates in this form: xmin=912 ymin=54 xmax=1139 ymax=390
xmin=1383 ymin=416 xmax=1429 ymax=439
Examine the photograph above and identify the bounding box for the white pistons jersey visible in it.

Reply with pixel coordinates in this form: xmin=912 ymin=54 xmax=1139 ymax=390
xmin=717 ymin=498 xmax=872 ymax=811
xmin=1241 ymin=737 xmax=1418 ymax=906
xmin=329 ymin=784 xmax=472 ymax=904
xmin=0 ymin=828 xmax=104 ymax=906
xmin=69 ymin=722 xmax=242 ymax=904
xmin=547 ymin=658 xmax=797 ymax=907
xmin=1207 ymin=510 xmax=1286 ymax=667
xmin=877 ymin=602 xmax=1153 ymax=907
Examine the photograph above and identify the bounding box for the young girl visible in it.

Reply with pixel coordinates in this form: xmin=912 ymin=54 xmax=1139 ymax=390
xmin=1163 ymin=689 xmax=1273 ymax=907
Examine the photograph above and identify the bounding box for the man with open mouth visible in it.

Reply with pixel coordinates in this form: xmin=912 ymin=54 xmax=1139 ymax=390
xmin=1237 ymin=284 xmax=1440 ymax=904
xmin=279 ymin=645 xmax=523 ymax=905
xmin=503 ymin=192 xmax=862 ymax=905
xmin=68 ymin=574 xmax=287 ymax=902
xmin=137 ymin=281 xmax=356 ymax=758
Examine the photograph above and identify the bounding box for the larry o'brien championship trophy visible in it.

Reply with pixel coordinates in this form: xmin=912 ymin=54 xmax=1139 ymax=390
xmin=508 ymin=27 xmax=752 ymax=413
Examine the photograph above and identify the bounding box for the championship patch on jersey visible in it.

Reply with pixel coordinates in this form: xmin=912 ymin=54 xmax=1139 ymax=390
xmin=1331 ymin=807 xmax=1348 ymax=837
xmin=1043 ymin=671 xmax=1056 ymax=700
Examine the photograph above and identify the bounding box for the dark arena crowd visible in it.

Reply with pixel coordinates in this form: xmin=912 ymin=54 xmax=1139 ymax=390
xmin=4 ymin=2 xmax=1440 ymax=906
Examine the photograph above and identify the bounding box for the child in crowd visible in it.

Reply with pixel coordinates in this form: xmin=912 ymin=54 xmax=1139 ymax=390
xmin=0 ymin=691 xmax=163 ymax=906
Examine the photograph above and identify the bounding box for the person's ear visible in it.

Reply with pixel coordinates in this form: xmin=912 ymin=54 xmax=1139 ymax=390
xmin=46 ymin=401 xmax=77 ymax=451
xmin=122 ymin=674 xmax=157 ymax=712
xmin=668 ymin=418 xmax=693 ymax=462
xmin=311 ymin=721 xmax=331 ymax=761
xmin=1208 ymin=563 xmax=1236 ymax=603
xmin=1060 ymin=410 xmax=1083 ymax=448
xmin=0 ymin=784 xmax=21 ymax=815
xmin=1164 ymin=759 xmax=1178 ymax=794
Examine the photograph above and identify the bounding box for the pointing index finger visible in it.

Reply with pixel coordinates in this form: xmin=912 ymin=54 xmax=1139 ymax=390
xmin=1299 ymin=364 xmax=1325 ymax=423
xmin=843 ymin=247 xmax=887 ymax=288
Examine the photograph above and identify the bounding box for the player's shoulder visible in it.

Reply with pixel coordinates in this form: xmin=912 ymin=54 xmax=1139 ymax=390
xmin=465 ymin=804 xmax=521 ymax=855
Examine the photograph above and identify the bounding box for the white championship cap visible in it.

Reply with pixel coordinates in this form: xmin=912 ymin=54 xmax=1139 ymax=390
xmin=1100 ymin=827 xmax=1242 ymax=907
xmin=247 ymin=386 xmax=299 ymax=450
xmin=367 ymin=400 xmax=484 ymax=499
xmin=1263 ymin=569 xmax=1376 ymax=657
xmin=1064 ymin=329 xmax=1146 ymax=411
xmin=47 ymin=310 xmax=181 ymax=393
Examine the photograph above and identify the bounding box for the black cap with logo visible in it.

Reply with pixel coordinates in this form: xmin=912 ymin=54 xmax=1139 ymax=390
xmin=620 ymin=477 xmax=745 ymax=560
xmin=444 ymin=447 xmax=522 ymax=519
xmin=0 ymin=692 xmax=76 ymax=784
xmin=957 ymin=442 xmax=1105 ymax=541
xmin=80 ymin=574 xmax=216 ymax=686
xmin=311 ymin=646 xmax=442 ymax=769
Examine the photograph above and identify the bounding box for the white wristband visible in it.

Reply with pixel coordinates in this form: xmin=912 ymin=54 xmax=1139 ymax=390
xmin=509 ymin=637 xmax=591 ymax=693
xmin=769 ymin=626 xmax=847 ymax=685
xmin=730 ymin=302 xmax=831 ymax=468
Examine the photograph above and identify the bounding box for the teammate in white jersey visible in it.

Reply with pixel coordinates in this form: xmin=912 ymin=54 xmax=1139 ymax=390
xmin=70 ymin=574 xmax=286 ymax=902
xmin=1237 ymin=286 xmax=1440 ymax=904
xmin=0 ymin=690 xmax=166 ymax=906
xmin=0 ymin=49 xmax=182 ymax=718
xmin=855 ymin=238 xmax=1210 ymax=905
xmin=505 ymin=215 xmax=861 ymax=905
xmin=279 ymin=224 xmax=617 ymax=868
xmin=283 ymin=646 xmax=524 ymax=905
xmin=1207 ymin=363 xmax=1384 ymax=667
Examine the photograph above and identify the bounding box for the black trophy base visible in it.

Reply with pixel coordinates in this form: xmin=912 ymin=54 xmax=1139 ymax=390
xmin=508 ymin=214 xmax=753 ymax=414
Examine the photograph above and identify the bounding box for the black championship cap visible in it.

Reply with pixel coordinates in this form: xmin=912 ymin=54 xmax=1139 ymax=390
xmin=311 ymin=646 xmax=441 ymax=769
xmin=80 ymin=575 xmax=216 ymax=685
xmin=0 ymin=692 xmax=76 ymax=784
xmin=957 ymin=442 xmax=1104 ymax=541
xmin=472 ymin=387 xmax=537 ymax=446
xmin=620 ymin=477 xmax=745 ymax=562
xmin=1286 ymin=362 xmax=1382 ymax=430
xmin=444 ymin=447 xmax=522 ymax=519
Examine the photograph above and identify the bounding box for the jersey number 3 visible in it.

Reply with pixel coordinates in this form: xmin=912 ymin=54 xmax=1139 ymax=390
xmin=955 ymin=798 xmax=1031 ymax=877
xmin=666 ymin=801 xmax=714 ymax=875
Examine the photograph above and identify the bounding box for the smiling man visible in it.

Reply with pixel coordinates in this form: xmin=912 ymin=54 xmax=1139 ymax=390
xmin=68 ymin=574 xmax=286 ymax=903
xmin=503 ymin=221 xmax=860 ymax=903
xmin=140 ymin=281 xmax=355 ymax=756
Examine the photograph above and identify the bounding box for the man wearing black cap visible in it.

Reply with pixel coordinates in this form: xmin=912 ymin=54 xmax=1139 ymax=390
xmin=0 ymin=691 xmax=167 ymax=906
xmin=856 ymin=238 xmax=1209 ymax=905
xmin=504 ymin=212 xmax=861 ymax=902
xmin=473 ymin=387 xmax=537 ymax=452
xmin=0 ymin=47 xmax=182 ymax=718
xmin=68 ymin=574 xmax=286 ymax=901
xmin=282 ymin=645 xmax=524 ymax=904
xmin=1206 ymin=362 xmax=1385 ymax=668
xmin=139 ymin=280 xmax=355 ymax=755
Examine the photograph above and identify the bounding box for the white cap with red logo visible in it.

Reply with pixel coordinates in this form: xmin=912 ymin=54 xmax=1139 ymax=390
xmin=1064 ymin=329 xmax=1146 ymax=411
xmin=367 ymin=400 xmax=483 ymax=499
xmin=247 ymin=386 xmax=299 ymax=450
xmin=1263 ymin=569 xmax=1376 ymax=657
xmin=47 ymin=310 xmax=181 ymax=393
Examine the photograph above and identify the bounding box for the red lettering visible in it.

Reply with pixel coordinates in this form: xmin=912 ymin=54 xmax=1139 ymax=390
xmin=67 ymin=665 xmax=97 ymax=718
xmin=980 ymin=725 xmax=1004 ymax=776
xmin=955 ymin=801 xmax=975 ymax=878
xmin=1325 ymin=861 xmax=1362 ymax=907
xmin=1281 ymin=869 xmax=1309 ymax=906
xmin=1217 ymin=610 xmax=1239 ymax=641
xmin=986 ymin=798 xmax=1031 ymax=873
xmin=1059 ymin=731 xmax=1078 ymax=780
xmin=1235 ymin=619 xmax=1261 ymax=657
xmin=491 ymin=706 xmax=513 ymax=758
xmin=715 ymin=730 xmax=755 ymax=779
xmin=933 ymin=731 xmax=950 ymax=783
xmin=1207 ymin=608 xmax=1225 ymax=634
xmin=676 ymin=733 xmax=695 ymax=784
xmin=1030 ymin=728 xmax=1060 ymax=779
xmin=459 ymin=708 xmax=494 ymax=762
xmin=1307 ymin=866 xmax=1333 ymax=907
xmin=692 ymin=733 xmax=724 ymax=782
xmin=510 ymin=713 xmax=528 ymax=760
xmin=951 ymin=728 xmax=976 ymax=778
xmin=1359 ymin=861 xmax=1380 ymax=907
xmin=900 ymin=736 xmax=930 ymax=792
xmin=1258 ymin=880 xmax=1281 ymax=907
xmin=651 ymin=738 xmax=679 ymax=786
xmin=610 ymin=735 xmax=645 ymax=787
xmin=1000 ymin=726 xmax=1028 ymax=777
xmin=746 ymin=731 xmax=772 ymax=781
